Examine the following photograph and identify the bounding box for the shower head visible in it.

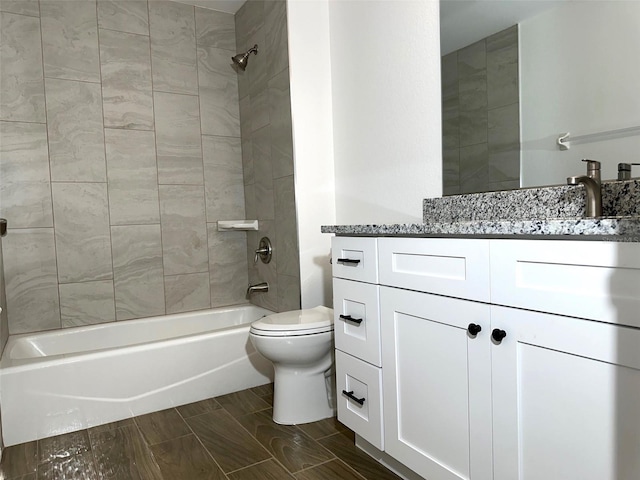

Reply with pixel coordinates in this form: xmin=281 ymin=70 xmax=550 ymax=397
xmin=231 ymin=44 xmax=258 ymax=72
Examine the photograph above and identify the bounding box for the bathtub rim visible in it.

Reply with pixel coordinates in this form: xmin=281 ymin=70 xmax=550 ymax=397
xmin=0 ymin=303 xmax=273 ymax=373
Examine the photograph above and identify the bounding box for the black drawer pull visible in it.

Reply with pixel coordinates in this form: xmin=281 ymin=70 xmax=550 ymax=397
xmin=339 ymin=314 xmax=363 ymax=325
xmin=342 ymin=390 xmax=365 ymax=405
xmin=337 ymin=258 xmax=361 ymax=265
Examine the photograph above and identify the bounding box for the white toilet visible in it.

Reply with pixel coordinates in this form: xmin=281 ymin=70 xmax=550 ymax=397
xmin=249 ymin=306 xmax=335 ymax=425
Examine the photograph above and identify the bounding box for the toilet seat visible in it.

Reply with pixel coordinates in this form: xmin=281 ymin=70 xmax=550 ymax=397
xmin=250 ymin=306 xmax=334 ymax=337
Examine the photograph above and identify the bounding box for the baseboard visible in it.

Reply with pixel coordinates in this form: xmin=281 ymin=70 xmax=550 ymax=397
xmin=355 ymin=434 xmax=425 ymax=480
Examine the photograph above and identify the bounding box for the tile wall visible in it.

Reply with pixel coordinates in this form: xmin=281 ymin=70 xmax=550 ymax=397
xmin=442 ymin=25 xmax=520 ymax=195
xmin=235 ymin=0 xmax=301 ymax=312
xmin=0 ymin=0 xmax=266 ymax=334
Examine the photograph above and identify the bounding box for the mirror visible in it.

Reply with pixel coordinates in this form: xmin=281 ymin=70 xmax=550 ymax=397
xmin=440 ymin=0 xmax=640 ymax=195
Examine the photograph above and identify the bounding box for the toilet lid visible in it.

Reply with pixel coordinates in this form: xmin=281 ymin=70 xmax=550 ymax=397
xmin=250 ymin=306 xmax=334 ymax=336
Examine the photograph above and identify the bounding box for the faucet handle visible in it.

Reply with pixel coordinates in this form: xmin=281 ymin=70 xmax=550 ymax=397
xmin=581 ymin=159 xmax=601 ymax=183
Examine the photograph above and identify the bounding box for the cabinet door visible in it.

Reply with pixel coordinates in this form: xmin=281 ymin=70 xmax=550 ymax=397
xmin=491 ymin=306 xmax=640 ymax=480
xmin=380 ymin=287 xmax=493 ymax=480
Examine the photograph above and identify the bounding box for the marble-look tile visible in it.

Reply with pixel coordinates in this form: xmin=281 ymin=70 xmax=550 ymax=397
xmin=164 ymin=272 xmax=211 ymax=314
xmin=441 ymin=52 xmax=458 ymax=102
xmin=52 ymin=183 xmax=113 ymax=283
xmin=59 ymin=280 xmax=115 ymax=327
xmin=0 ymin=240 xmax=8 ymax=354
xmin=443 ymin=148 xmax=460 ymax=189
xmin=234 ymin=0 xmax=263 ymax=54
xmin=251 ymin=222 xmax=278 ymax=312
xmin=239 ymin=94 xmax=252 ymax=139
xmin=185 ymin=409 xmax=271 ymax=473
xmin=458 ymin=40 xmax=487 ymax=147
xmin=487 ymin=25 xmax=519 ymax=109
xmin=277 ymin=274 xmax=300 ymax=312
xmin=151 ymin=434 xmax=227 ymax=480
xmin=90 ymin=424 xmax=163 ymax=479
xmin=149 ymin=1 xmax=198 ymax=95
xmin=247 ymin=27 xmax=266 ymax=98
xmin=459 ymin=143 xmax=489 ymax=194
xmin=99 ymin=28 xmax=154 ymax=130
xmin=236 ymin=409 xmax=334 ymax=473
xmin=154 ymin=91 xmax=204 ymax=185
xmin=45 ymin=78 xmax=106 ymax=182
xmin=0 ymin=122 xmax=52 ymax=228
xmin=195 ymin=7 xmax=235 ymax=50
xmin=207 ymin=226 xmax=248 ymax=307
xmin=159 ymin=185 xmax=209 ymax=275
xmin=443 ymin=184 xmax=461 ymax=196
xmin=442 ymin=97 xmax=459 ymax=150
xmin=252 ymin=126 xmax=274 ymax=221
xmin=268 ymin=68 xmax=294 ymax=179
xmin=275 ymin=176 xmax=299 ymax=278
xmin=0 ymin=12 xmax=45 ymax=122
xmin=488 ymin=103 xmax=520 ymax=183
xmin=111 ymin=225 xmax=165 ymax=321
xmin=97 ymin=0 xmax=149 ymax=36
xmin=0 ymin=0 xmax=39 ymax=16
xmin=2 ymin=229 xmax=60 ymax=334
xmin=242 ymin=140 xmax=254 ymax=188
xmin=203 ymin=135 xmax=245 ymax=222
xmin=135 ymin=409 xmax=190 ymax=446
xmin=198 ymin=45 xmax=240 ymax=137
xmin=265 ymin=0 xmax=288 ymax=78
xmin=105 ymin=129 xmax=160 ymax=225
xmin=40 ymin=0 xmax=100 ymax=82
xmin=250 ymin=88 xmax=269 ymax=133
xmin=228 ymin=459 xmax=294 ymax=480
xmin=0 ymin=441 xmax=37 ymax=478
xmin=487 ymin=179 xmax=520 ymax=192
xmin=243 ymin=183 xmax=256 ymax=221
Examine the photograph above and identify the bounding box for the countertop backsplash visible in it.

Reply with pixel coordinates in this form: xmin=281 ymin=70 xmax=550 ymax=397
xmin=423 ymin=179 xmax=639 ymax=222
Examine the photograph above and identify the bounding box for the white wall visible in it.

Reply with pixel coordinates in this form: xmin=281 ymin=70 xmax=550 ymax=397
xmin=329 ymin=0 xmax=442 ymax=224
xmin=287 ymin=0 xmax=336 ymax=308
xmin=520 ymin=1 xmax=640 ymax=187
xmin=288 ymin=0 xmax=444 ymax=307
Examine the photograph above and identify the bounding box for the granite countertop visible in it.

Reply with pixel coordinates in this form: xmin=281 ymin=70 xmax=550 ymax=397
xmin=322 ymin=180 xmax=640 ymax=241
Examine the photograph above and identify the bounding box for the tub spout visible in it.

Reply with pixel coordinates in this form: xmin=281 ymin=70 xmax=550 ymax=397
xmin=246 ymin=282 xmax=269 ymax=298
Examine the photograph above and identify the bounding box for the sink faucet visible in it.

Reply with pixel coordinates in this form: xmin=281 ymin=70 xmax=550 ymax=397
xmin=246 ymin=282 xmax=269 ymax=298
xmin=567 ymin=159 xmax=602 ymax=218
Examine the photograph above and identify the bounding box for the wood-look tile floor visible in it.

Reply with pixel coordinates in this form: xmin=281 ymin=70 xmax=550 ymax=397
xmin=0 ymin=385 xmax=402 ymax=480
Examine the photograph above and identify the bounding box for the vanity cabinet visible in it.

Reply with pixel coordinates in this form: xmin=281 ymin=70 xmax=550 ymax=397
xmin=331 ymin=236 xmax=640 ymax=480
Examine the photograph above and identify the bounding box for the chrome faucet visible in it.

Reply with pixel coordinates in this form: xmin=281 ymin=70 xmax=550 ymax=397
xmin=246 ymin=282 xmax=269 ymax=298
xmin=567 ymin=159 xmax=602 ymax=218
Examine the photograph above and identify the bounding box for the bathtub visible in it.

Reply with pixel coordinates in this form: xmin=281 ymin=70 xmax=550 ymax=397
xmin=0 ymin=304 xmax=274 ymax=446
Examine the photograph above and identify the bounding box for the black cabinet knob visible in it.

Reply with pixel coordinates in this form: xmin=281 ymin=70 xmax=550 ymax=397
xmin=492 ymin=329 xmax=507 ymax=342
xmin=467 ymin=323 xmax=482 ymax=336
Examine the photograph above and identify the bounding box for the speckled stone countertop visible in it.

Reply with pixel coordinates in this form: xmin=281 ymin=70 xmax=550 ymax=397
xmin=321 ymin=180 xmax=640 ymax=241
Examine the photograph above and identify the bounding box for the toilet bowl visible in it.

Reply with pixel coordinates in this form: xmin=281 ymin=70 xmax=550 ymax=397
xmin=249 ymin=306 xmax=335 ymax=425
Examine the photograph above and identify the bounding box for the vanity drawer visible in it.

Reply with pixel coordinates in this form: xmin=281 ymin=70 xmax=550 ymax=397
xmin=333 ymin=278 xmax=381 ymax=367
xmin=336 ymin=350 xmax=384 ymax=451
xmin=490 ymin=239 xmax=640 ymax=328
xmin=378 ymin=238 xmax=490 ymax=302
xmin=332 ymin=237 xmax=379 ymax=284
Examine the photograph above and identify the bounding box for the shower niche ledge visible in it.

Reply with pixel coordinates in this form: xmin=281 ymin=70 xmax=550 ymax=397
xmin=217 ymin=220 xmax=259 ymax=231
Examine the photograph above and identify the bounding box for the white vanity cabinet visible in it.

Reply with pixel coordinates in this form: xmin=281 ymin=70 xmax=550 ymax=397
xmin=331 ymin=236 xmax=640 ymax=480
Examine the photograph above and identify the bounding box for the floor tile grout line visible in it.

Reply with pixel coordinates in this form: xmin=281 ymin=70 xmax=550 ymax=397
xmin=176 ymin=403 xmax=237 ymax=478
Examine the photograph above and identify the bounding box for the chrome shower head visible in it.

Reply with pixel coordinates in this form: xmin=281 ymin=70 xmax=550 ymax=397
xmin=231 ymin=44 xmax=258 ymax=71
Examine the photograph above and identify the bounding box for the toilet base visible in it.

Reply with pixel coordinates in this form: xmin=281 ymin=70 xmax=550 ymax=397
xmin=272 ymin=363 xmax=336 ymax=425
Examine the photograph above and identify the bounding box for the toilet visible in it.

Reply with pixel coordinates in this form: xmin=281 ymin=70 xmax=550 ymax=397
xmin=249 ymin=306 xmax=335 ymax=425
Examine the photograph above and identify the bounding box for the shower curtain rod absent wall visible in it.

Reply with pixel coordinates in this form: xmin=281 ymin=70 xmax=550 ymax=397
xmin=557 ymin=125 xmax=640 ymax=150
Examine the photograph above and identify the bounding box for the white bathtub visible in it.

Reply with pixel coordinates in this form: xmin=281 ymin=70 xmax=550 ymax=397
xmin=0 ymin=304 xmax=274 ymax=446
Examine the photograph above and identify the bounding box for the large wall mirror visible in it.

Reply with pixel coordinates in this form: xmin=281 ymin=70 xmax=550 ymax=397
xmin=440 ymin=0 xmax=640 ymax=195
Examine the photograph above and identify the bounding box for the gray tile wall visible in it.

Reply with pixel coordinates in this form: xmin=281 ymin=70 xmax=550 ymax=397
xmin=442 ymin=25 xmax=521 ymax=195
xmin=235 ymin=0 xmax=300 ymax=312
xmin=0 ymin=0 xmax=254 ymax=334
